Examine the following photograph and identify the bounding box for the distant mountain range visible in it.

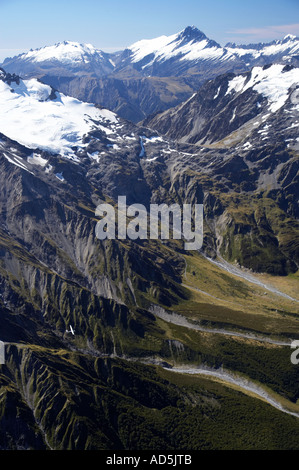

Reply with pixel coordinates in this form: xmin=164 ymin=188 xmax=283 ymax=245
xmin=3 ymin=27 xmax=299 ymax=77
xmin=1 ymin=26 xmax=299 ymax=122
xmin=122 ymin=27 xmax=299 ymax=76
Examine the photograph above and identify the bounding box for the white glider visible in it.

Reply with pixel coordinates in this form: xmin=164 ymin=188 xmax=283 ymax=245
xmin=66 ymin=325 xmax=75 ymax=336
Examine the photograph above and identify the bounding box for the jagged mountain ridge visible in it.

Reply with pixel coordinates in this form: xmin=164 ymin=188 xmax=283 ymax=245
xmin=143 ymin=63 xmax=299 ymax=275
xmin=2 ymin=26 xmax=299 ymax=122
xmin=144 ymin=63 xmax=299 ymax=146
xmin=117 ymin=26 xmax=242 ymax=77
xmin=226 ymin=34 xmax=299 ymax=66
xmin=4 ymin=27 xmax=299 ymax=78
xmin=144 ymin=63 xmax=299 ymax=230
xmin=120 ymin=27 xmax=299 ymax=76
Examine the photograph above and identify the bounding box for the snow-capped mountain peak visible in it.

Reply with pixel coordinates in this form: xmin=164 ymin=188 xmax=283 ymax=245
xmin=176 ymin=25 xmax=208 ymax=43
xmin=2 ymin=40 xmax=115 ymax=79
xmin=16 ymin=41 xmax=104 ymax=65
xmin=127 ymin=26 xmax=235 ymax=72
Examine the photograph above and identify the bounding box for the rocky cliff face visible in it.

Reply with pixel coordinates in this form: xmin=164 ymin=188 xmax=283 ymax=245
xmin=0 ymin=67 xmax=298 ymax=450
xmin=144 ymin=64 xmax=299 ymax=144
xmin=0 ymin=67 xmax=298 ymax=305
xmin=144 ymin=64 xmax=299 ymax=273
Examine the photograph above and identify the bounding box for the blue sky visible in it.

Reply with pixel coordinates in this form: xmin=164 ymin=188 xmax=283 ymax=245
xmin=0 ymin=0 xmax=298 ymax=60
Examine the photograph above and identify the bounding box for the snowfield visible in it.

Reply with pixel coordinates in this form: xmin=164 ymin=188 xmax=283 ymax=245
xmin=0 ymin=76 xmax=118 ymax=156
xmin=226 ymin=64 xmax=299 ymax=112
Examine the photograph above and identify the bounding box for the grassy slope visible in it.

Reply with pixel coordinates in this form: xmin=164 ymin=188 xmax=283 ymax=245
xmin=178 ymin=251 xmax=299 ymax=336
xmin=0 ymin=163 xmax=298 ymax=449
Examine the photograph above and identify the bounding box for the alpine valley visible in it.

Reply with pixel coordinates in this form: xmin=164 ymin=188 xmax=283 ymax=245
xmin=0 ymin=26 xmax=298 ymax=451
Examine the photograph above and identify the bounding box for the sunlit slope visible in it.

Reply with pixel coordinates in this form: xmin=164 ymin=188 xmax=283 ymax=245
xmin=175 ymin=251 xmax=299 ymax=336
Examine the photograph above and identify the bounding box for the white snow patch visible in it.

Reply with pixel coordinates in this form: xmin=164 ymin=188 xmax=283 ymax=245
xmin=182 ymin=93 xmax=197 ymax=106
xmin=243 ymin=142 xmax=252 ymax=149
xmin=226 ymin=75 xmax=246 ymax=95
xmin=226 ymin=64 xmax=299 ymax=113
xmin=284 ymin=122 xmax=299 ymax=130
xmin=229 ymin=107 xmax=237 ymax=123
xmin=143 ymin=136 xmax=164 ymax=143
xmin=258 ymin=124 xmax=270 ymax=135
xmin=87 ymin=151 xmax=101 ymax=163
xmin=106 ymin=143 xmax=120 ymax=150
xmin=214 ymin=86 xmax=221 ymax=99
xmin=3 ymin=153 xmax=32 ymax=173
xmin=27 ymin=153 xmax=48 ymax=167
